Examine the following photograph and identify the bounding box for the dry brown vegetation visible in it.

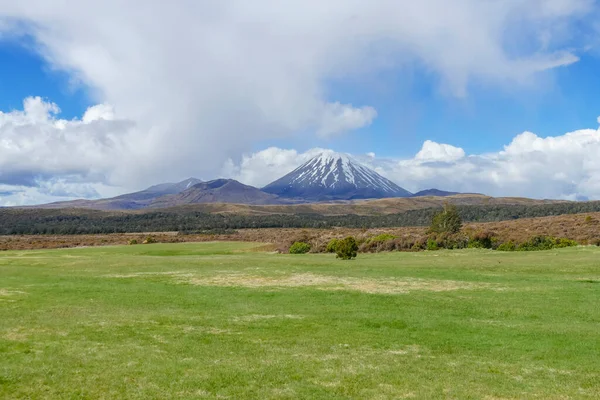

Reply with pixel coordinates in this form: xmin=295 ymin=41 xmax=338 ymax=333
xmin=32 ymin=193 xmax=563 ymax=215
xmin=156 ymin=194 xmax=565 ymax=216
xmin=2 ymin=211 xmax=599 ymax=251
xmin=109 ymin=271 xmax=501 ymax=294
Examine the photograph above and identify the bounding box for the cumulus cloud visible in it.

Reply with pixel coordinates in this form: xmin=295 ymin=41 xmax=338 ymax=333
xmin=0 ymin=97 xmax=132 ymax=203
xmin=225 ymin=122 xmax=600 ymax=200
xmin=0 ymin=1 xmax=597 ymax=204
xmin=414 ymin=140 xmax=465 ymax=162
xmin=0 ymin=1 xmax=594 ymax=184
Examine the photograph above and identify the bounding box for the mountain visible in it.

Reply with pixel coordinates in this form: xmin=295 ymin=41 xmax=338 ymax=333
xmin=149 ymin=179 xmax=282 ymax=207
xmin=412 ymin=189 xmax=460 ymax=197
xmin=111 ymin=178 xmax=203 ymax=202
xmin=37 ymin=178 xmax=203 ymax=210
xmin=262 ymin=151 xmax=412 ymax=200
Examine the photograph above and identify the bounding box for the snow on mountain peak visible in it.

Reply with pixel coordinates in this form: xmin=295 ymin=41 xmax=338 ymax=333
xmin=263 ymin=151 xmax=412 ymax=200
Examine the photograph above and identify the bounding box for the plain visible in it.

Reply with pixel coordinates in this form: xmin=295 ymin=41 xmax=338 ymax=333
xmin=1 ymin=242 xmax=599 ymax=399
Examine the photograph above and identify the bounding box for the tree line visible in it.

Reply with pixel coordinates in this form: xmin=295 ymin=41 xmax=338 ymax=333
xmin=1 ymin=200 xmax=600 ymax=235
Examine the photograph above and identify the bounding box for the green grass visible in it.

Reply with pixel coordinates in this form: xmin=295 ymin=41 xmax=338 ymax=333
xmin=1 ymin=242 xmax=599 ymax=399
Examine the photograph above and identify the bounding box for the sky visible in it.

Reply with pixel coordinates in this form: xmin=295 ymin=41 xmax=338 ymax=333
xmin=1 ymin=0 xmax=600 ymax=205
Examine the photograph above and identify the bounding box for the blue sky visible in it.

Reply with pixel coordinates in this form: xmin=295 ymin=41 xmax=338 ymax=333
xmin=0 ymin=41 xmax=89 ymax=119
xmin=1 ymin=0 xmax=600 ymax=205
xmin=3 ymin=29 xmax=600 ymax=159
xmin=259 ymin=52 xmax=600 ymax=158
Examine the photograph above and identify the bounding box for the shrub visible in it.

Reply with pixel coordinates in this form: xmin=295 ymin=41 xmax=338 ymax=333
xmin=411 ymin=237 xmax=428 ymax=251
xmin=359 ymin=240 xmax=378 ymax=253
xmin=554 ymin=238 xmax=577 ymax=248
xmin=497 ymin=241 xmax=516 ymax=251
xmin=326 ymin=238 xmax=340 ymax=253
xmin=128 ymin=239 xmax=138 ymax=245
xmin=289 ymin=241 xmax=311 ymax=254
xmin=585 ymin=215 xmax=594 ymax=224
xmin=336 ymin=237 xmax=358 ymax=260
xmin=468 ymin=230 xmax=496 ymax=249
xmin=368 ymin=233 xmax=397 ymax=243
xmin=429 ymin=203 xmax=462 ymax=234
xmin=142 ymin=236 xmax=157 ymax=244
xmin=516 ymin=236 xmax=578 ymax=251
xmin=426 ymin=238 xmax=439 ymax=251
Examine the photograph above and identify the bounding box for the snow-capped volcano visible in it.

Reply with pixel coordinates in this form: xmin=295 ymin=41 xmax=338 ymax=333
xmin=262 ymin=151 xmax=412 ymax=200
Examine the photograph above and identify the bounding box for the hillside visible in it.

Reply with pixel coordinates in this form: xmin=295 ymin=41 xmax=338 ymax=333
xmin=2 ymin=196 xmax=595 ymax=235
xmin=148 ymin=179 xmax=282 ymax=207
xmin=154 ymin=194 xmax=565 ymax=216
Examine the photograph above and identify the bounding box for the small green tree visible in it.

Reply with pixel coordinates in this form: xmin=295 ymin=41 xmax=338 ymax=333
xmin=429 ymin=203 xmax=462 ymax=234
xmin=336 ymin=237 xmax=358 ymax=260
xmin=289 ymin=241 xmax=311 ymax=254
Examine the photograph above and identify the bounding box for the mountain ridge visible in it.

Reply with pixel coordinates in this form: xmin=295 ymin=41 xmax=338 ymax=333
xmin=148 ymin=179 xmax=283 ymax=207
xmin=26 ymin=152 xmax=476 ymax=210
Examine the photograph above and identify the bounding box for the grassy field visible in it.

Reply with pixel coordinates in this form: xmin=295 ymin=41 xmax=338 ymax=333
xmin=1 ymin=243 xmax=599 ymax=399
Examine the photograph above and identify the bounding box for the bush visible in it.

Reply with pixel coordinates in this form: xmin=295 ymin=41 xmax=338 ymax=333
xmin=289 ymin=241 xmax=311 ymax=254
xmin=554 ymin=238 xmax=577 ymax=248
xmin=497 ymin=241 xmax=516 ymax=251
xmin=426 ymin=238 xmax=439 ymax=251
xmin=326 ymin=238 xmax=340 ymax=253
xmin=429 ymin=203 xmax=462 ymax=234
xmin=368 ymin=233 xmax=397 ymax=243
xmin=517 ymin=236 xmax=577 ymax=251
xmin=468 ymin=230 xmax=496 ymax=249
xmin=336 ymin=237 xmax=358 ymax=260
xmin=128 ymin=239 xmax=138 ymax=245
xmin=142 ymin=236 xmax=157 ymax=244
xmin=359 ymin=240 xmax=378 ymax=253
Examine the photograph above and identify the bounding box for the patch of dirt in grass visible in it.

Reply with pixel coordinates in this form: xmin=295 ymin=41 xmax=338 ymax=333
xmin=0 ymin=289 xmax=27 ymax=303
xmin=178 ymin=273 xmax=499 ymax=294
xmin=0 ymin=289 xmax=27 ymax=297
xmin=387 ymin=345 xmax=421 ymax=355
xmin=232 ymin=314 xmax=305 ymax=322
xmin=181 ymin=326 xmax=234 ymax=335
xmin=3 ymin=327 xmax=52 ymax=341
xmin=575 ymin=277 xmax=600 ymax=283
xmin=105 ymin=271 xmax=192 ymax=278
xmin=3 ymin=328 xmax=29 ymax=341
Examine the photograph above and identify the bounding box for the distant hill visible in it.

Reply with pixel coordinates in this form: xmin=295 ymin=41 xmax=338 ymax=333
xmin=412 ymin=188 xmax=461 ymax=197
xmin=263 ymin=151 xmax=412 ymax=200
xmin=36 ymin=178 xmax=203 ymax=210
xmin=149 ymin=179 xmax=282 ymax=207
xmin=3 ymin=196 xmax=594 ymax=236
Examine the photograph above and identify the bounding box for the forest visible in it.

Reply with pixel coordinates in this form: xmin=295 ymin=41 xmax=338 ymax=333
xmin=2 ymin=201 xmax=600 ymax=235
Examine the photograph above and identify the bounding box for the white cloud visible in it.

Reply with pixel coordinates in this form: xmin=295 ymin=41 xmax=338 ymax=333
xmin=0 ymin=1 xmax=597 ymax=204
xmin=0 ymin=97 xmax=132 ymax=196
xmin=316 ymin=103 xmax=377 ymax=137
xmin=225 ymin=122 xmax=600 ymax=200
xmin=0 ymin=179 xmax=119 ymax=207
xmin=82 ymin=104 xmax=115 ymax=123
xmin=0 ymin=1 xmax=594 ymax=184
xmin=414 ymin=140 xmax=465 ymax=162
